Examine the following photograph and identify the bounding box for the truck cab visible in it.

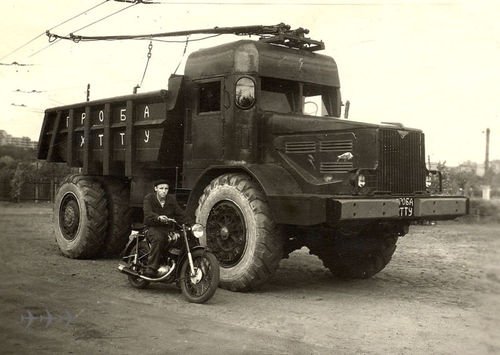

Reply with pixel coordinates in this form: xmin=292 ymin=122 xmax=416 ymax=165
xmin=182 ymin=39 xmax=341 ymax=182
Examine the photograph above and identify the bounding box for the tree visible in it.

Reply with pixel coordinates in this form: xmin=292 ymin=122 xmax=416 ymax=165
xmin=10 ymin=162 xmax=37 ymax=202
xmin=0 ymin=155 xmax=16 ymax=167
xmin=439 ymin=161 xmax=482 ymax=197
xmin=0 ymin=145 xmax=36 ymax=161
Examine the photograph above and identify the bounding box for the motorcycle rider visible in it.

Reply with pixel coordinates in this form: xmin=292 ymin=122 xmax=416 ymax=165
xmin=142 ymin=179 xmax=188 ymax=278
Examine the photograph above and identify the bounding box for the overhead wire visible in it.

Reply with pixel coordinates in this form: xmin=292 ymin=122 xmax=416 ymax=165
xmin=0 ymin=0 xmax=110 ymax=61
xmin=29 ymin=2 xmax=139 ymax=58
xmin=69 ymin=2 xmax=139 ymax=38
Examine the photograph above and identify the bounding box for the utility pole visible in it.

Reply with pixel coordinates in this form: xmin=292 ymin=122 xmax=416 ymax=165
xmin=484 ymin=127 xmax=490 ymax=179
xmin=482 ymin=128 xmax=491 ymax=200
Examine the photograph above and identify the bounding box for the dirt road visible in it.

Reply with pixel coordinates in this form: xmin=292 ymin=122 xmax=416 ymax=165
xmin=1 ymin=203 xmax=499 ymax=354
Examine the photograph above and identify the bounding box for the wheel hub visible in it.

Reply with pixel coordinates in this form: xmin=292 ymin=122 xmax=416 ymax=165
xmin=206 ymin=201 xmax=246 ymax=267
xmin=220 ymin=226 xmax=229 ymax=239
xmin=59 ymin=194 xmax=80 ymax=241
xmin=190 ymin=268 xmax=203 ymax=284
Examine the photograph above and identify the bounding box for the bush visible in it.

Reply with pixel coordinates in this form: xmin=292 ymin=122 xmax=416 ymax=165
xmin=458 ymin=198 xmax=500 ymax=223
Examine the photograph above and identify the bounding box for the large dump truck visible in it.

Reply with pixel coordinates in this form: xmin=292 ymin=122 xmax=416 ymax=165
xmin=38 ymin=24 xmax=468 ymax=291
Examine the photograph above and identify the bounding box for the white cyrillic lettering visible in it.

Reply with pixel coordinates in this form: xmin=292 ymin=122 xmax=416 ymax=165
xmin=66 ymin=116 xmax=69 ymax=127
xmin=81 ymin=112 xmax=86 ymax=125
xmin=120 ymin=109 xmax=127 ymax=121
xmin=98 ymin=134 xmax=104 ymax=146
xmin=80 ymin=135 xmax=85 ymax=147
xmin=144 ymin=130 xmax=150 ymax=143
xmin=144 ymin=105 xmax=150 ymax=119
xmin=99 ymin=110 xmax=104 ymax=123
xmin=120 ymin=132 xmax=125 ymax=145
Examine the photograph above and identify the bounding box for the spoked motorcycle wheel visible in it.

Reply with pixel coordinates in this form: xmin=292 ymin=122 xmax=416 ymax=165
xmin=180 ymin=250 xmax=220 ymax=303
xmin=124 ymin=241 xmax=150 ymax=289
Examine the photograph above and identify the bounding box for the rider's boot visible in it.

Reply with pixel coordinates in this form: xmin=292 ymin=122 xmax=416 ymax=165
xmin=142 ymin=267 xmax=158 ymax=278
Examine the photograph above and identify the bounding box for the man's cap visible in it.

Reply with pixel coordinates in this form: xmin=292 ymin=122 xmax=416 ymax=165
xmin=153 ymin=179 xmax=170 ymax=187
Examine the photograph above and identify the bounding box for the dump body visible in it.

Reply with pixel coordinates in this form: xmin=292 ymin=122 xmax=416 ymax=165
xmin=38 ymin=77 xmax=185 ymax=201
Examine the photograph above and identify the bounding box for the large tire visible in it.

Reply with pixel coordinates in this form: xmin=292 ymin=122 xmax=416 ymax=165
xmin=100 ymin=178 xmax=131 ymax=257
xmin=309 ymin=234 xmax=398 ymax=279
xmin=53 ymin=175 xmax=108 ymax=259
xmin=196 ymin=173 xmax=284 ymax=291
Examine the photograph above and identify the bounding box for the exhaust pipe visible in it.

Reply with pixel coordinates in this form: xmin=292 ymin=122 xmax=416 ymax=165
xmin=118 ymin=262 xmax=176 ymax=282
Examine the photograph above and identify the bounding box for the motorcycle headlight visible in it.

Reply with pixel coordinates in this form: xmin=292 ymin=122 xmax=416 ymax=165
xmin=191 ymin=224 xmax=204 ymax=239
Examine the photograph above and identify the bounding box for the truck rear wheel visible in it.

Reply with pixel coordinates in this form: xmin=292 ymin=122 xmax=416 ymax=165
xmin=54 ymin=175 xmax=108 ymax=259
xmin=310 ymin=234 xmax=397 ymax=279
xmin=100 ymin=178 xmax=131 ymax=257
xmin=196 ymin=173 xmax=284 ymax=291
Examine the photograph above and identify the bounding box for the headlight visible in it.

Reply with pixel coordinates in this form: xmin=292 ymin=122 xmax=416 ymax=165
xmin=426 ymin=174 xmax=432 ymax=188
xmin=357 ymin=174 xmax=366 ymax=188
xmin=191 ymin=223 xmax=204 ymax=239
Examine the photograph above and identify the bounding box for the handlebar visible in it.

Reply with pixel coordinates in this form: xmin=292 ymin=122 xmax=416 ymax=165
xmin=159 ymin=218 xmax=192 ymax=230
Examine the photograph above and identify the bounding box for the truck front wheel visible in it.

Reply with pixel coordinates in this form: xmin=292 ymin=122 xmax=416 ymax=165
xmin=309 ymin=233 xmax=397 ymax=279
xmin=196 ymin=173 xmax=284 ymax=291
xmin=54 ymin=175 xmax=108 ymax=259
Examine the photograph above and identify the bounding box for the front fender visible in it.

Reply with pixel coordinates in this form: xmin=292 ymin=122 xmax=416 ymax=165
xmin=242 ymin=163 xmax=302 ymax=197
xmin=175 ymin=246 xmax=210 ymax=279
xmin=186 ymin=163 xmax=302 ymax=218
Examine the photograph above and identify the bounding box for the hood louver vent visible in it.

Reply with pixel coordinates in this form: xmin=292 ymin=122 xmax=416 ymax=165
xmin=285 ymin=141 xmax=316 ymax=154
xmin=320 ymin=161 xmax=353 ymax=174
xmin=319 ymin=140 xmax=353 ymax=152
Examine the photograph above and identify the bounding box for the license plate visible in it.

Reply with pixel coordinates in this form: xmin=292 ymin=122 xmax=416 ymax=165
xmin=399 ymin=197 xmax=414 ymax=217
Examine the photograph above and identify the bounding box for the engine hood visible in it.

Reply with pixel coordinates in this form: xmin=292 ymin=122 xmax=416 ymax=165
xmin=262 ymin=113 xmax=426 ymax=194
xmin=265 ymin=112 xmax=421 ymax=135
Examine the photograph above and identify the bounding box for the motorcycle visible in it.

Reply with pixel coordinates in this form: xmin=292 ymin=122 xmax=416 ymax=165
xmin=118 ymin=220 xmax=220 ymax=303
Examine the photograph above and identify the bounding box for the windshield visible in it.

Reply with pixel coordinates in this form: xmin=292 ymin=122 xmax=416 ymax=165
xmin=260 ymin=77 xmax=338 ymax=117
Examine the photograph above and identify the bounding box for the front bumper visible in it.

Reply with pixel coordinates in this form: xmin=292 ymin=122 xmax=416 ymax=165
xmin=328 ymin=196 xmax=469 ymax=221
xmin=268 ymin=194 xmax=469 ymax=225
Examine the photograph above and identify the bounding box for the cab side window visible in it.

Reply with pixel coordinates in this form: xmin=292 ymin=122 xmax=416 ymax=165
xmin=199 ymin=81 xmax=221 ymax=113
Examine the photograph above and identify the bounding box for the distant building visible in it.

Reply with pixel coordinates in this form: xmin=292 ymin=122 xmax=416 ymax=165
xmin=476 ymin=160 xmax=500 ymax=177
xmin=0 ymin=130 xmax=38 ymax=149
xmin=456 ymin=161 xmax=477 ymax=174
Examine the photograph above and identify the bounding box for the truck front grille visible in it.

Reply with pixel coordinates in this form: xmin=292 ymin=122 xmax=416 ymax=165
xmin=377 ymin=129 xmax=426 ymax=194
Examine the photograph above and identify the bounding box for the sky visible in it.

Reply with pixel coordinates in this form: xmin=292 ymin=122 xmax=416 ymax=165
xmin=0 ymin=0 xmax=499 ymax=166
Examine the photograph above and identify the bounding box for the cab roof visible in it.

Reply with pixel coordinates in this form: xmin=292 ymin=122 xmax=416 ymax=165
xmin=184 ymin=39 xmax=340 ymax=87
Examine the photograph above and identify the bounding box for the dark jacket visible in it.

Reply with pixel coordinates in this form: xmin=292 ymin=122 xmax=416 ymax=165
xmin=143 ymin=193 xmax=187 ymax=227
